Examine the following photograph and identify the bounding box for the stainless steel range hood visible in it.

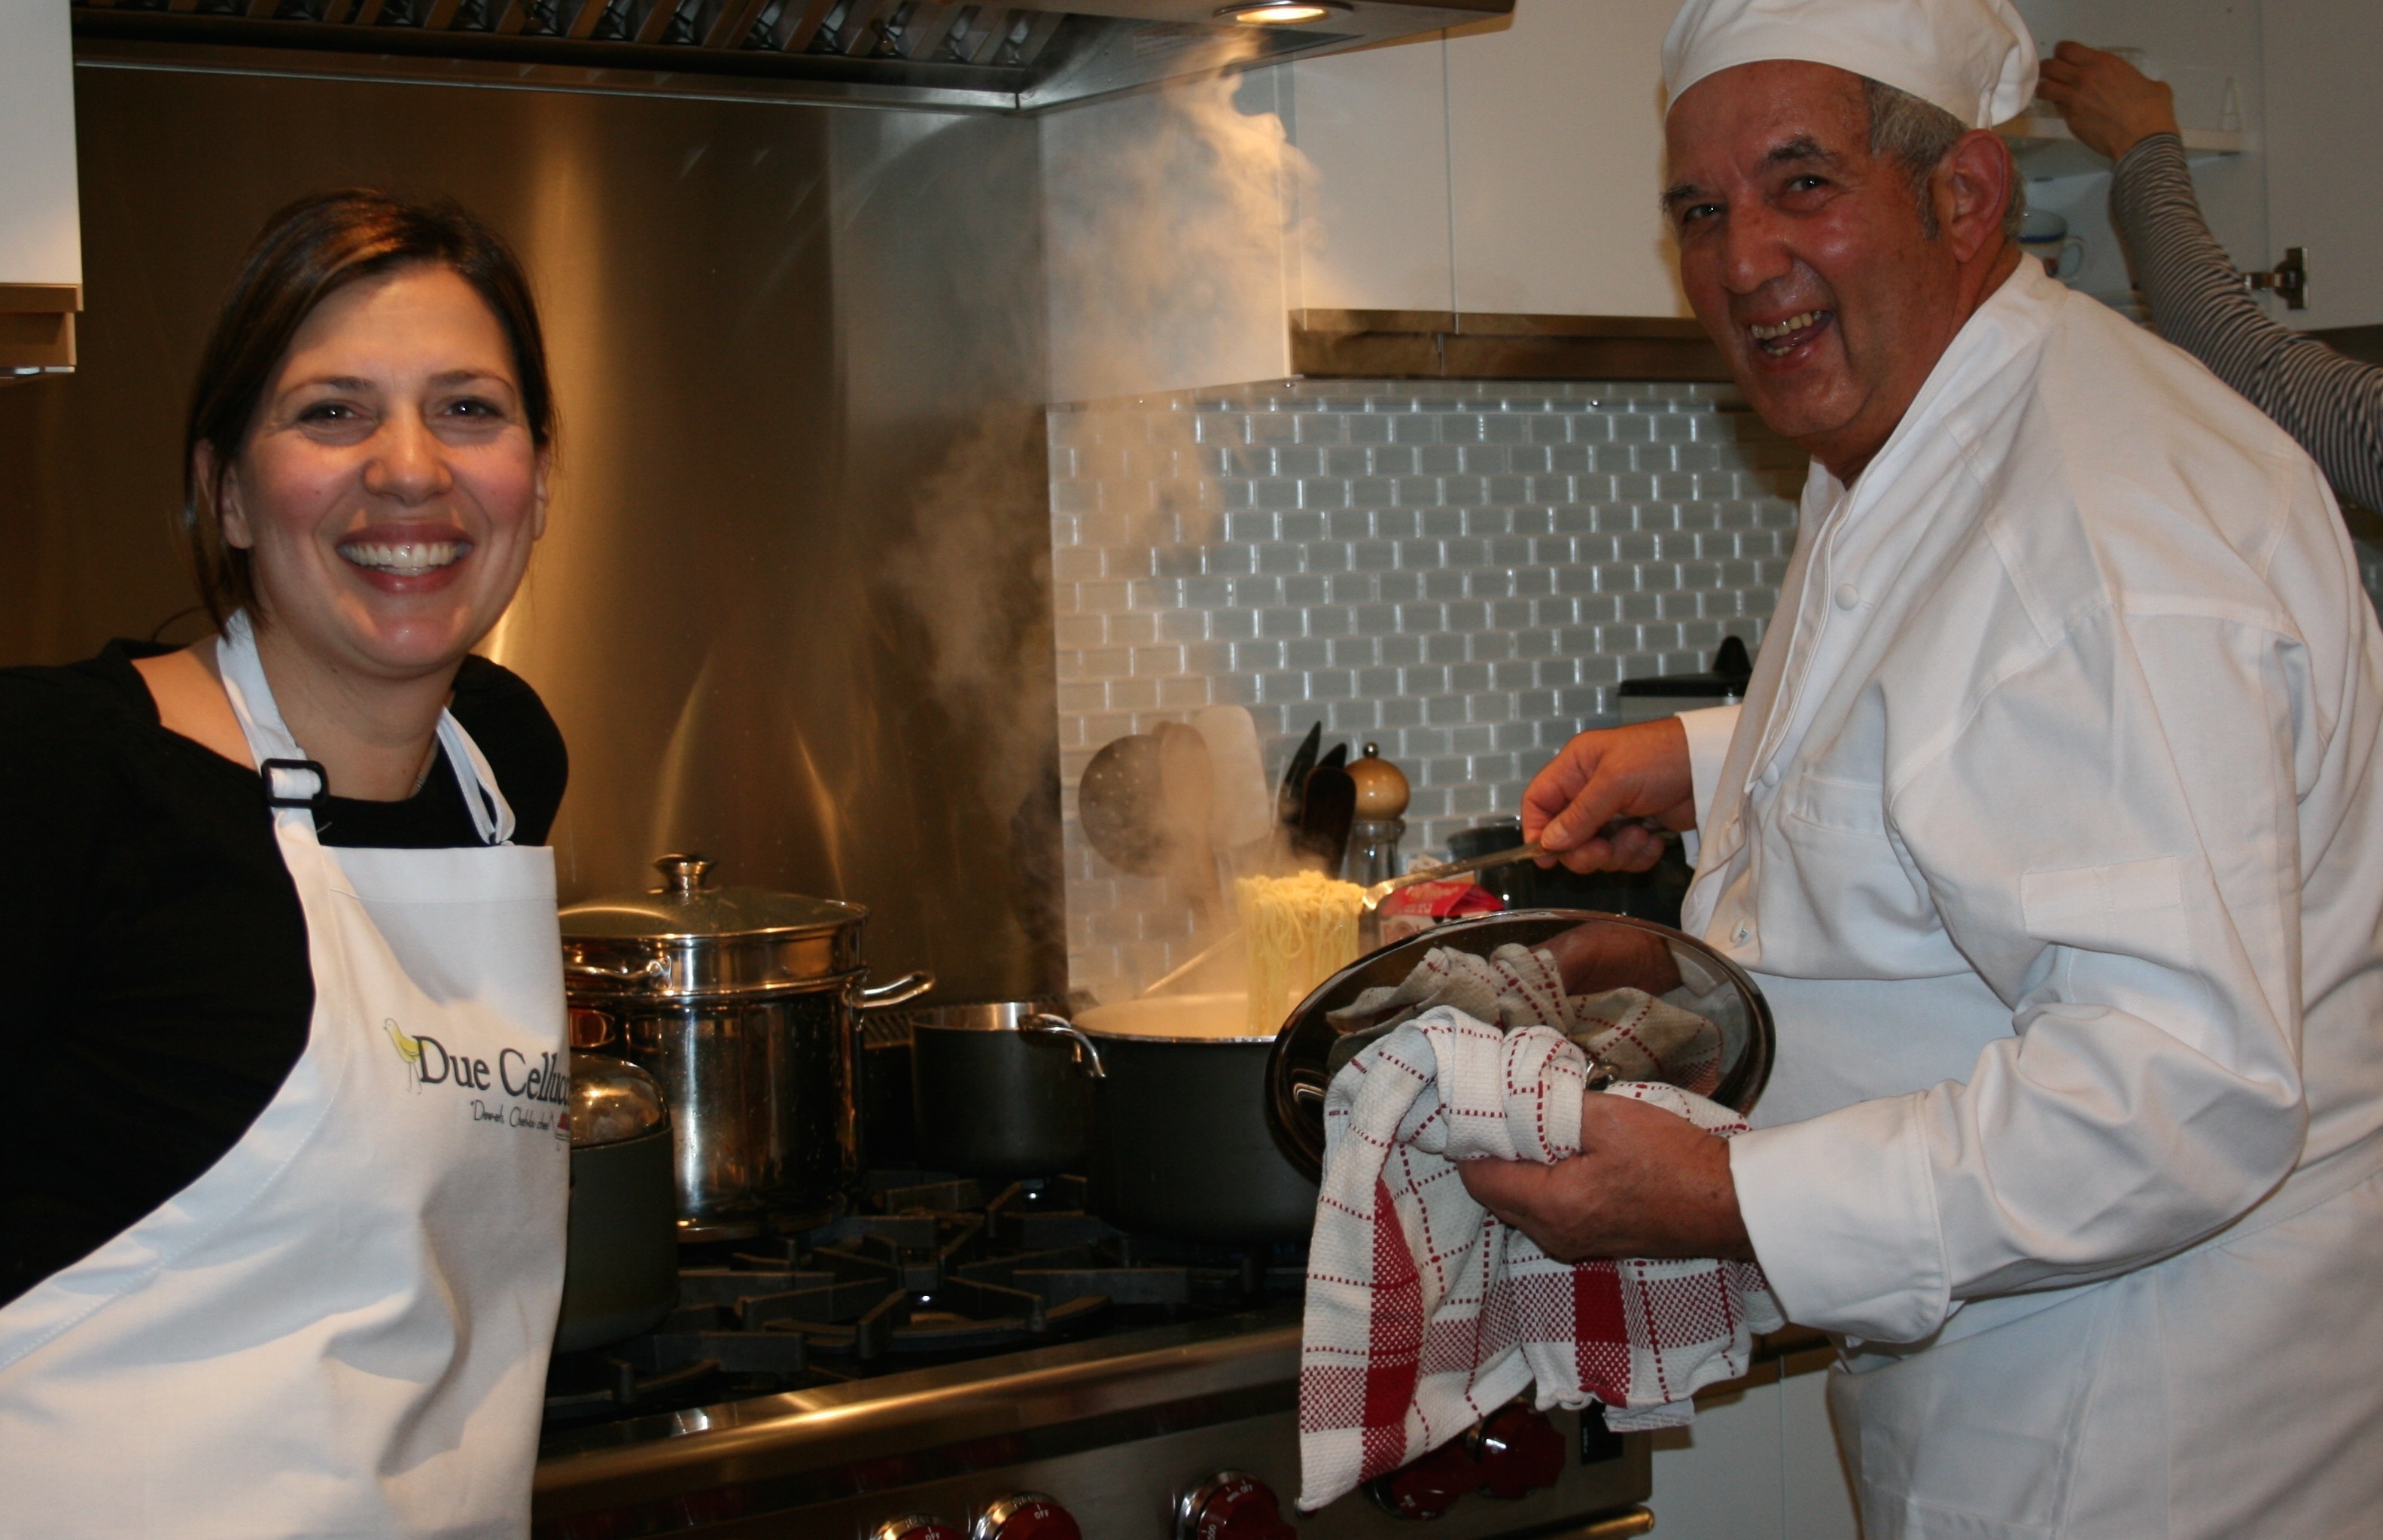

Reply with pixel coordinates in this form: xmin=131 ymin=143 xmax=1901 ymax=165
xmin=72 ymin=0 xmax=1513 ymax=113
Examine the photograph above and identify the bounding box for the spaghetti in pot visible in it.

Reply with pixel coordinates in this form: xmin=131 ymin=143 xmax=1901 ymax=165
xmin=1237 ymin=870 xmax=1365 ymax=1034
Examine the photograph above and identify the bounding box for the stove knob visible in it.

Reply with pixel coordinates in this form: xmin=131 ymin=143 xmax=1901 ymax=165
xmin=1175 ymin=1470 xmax=1296 ymax=1540
xmin=871 ymin=1519 xmax=964 ymax=1540
xmin=1365 ymin=1438 xmax=1481 ymax=1520
xmin=1472 ymin=1405 xmax=1566 ymax=1499
xmin=972 ymin=1493 xmax=1082 ymax=1540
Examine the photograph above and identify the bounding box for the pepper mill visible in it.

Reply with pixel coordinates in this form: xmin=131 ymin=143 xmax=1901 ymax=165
xmin=1342 ymin=744 xmax=1411 ymax=886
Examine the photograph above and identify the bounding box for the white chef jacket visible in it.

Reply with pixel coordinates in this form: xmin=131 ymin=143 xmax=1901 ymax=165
xmin=1679 ymin=260 xmax=2383 ymax=1539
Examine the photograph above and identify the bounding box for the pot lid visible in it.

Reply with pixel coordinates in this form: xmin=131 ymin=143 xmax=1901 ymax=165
xmin=569 ymin=1052 xmax=668 ymax=1149
xmin=559 ymin=854 xmax=866 ymax=942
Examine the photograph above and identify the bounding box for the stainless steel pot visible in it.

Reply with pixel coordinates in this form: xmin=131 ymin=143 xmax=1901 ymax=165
xmin=904 ymin=1000 xmax=1104 ymax=1179
xmin=558 ymin=854 xmax=933 ymax=1240
xmin=557 ymin=1045 xmax=677 ymax=1353
xmin=1067 ymin=994 xmax=1319 ymax=1245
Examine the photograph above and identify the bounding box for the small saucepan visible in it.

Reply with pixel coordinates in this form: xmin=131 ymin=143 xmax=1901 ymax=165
xmin=904 ymin=999 xmax=1105 ymax=1179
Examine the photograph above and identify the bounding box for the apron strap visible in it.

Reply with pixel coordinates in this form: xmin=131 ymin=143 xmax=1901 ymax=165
xmin=217 ymin=612 xmax=518 ymax=847
xmin=435 ymin=712 xmax=516 ymax=846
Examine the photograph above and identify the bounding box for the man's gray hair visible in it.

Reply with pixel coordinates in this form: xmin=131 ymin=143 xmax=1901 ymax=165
xmin=1861 ymin=77 xmax=2025 ymax=243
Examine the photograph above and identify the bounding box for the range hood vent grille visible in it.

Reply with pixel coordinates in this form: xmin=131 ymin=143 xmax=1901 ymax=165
xmin=72 ymin=0 xmax=1513 ymax=112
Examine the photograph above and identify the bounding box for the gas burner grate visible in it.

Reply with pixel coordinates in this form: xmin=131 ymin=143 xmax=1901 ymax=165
xmin=542 ymin=1170 xmax=1307 ymax=1429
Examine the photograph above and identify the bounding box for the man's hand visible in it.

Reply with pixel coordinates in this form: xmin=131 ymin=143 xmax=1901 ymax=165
xmin=2037 ymin=41 xmax=2181 ymax=162
xmin=1521 ymin=718 xmax=1695 ymax=875
xmin=1457 ymin=1092 xmax=1753 ymax=1262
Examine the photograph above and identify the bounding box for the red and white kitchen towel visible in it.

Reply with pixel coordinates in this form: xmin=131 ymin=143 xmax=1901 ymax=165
xmin=1296 ymin=1006 xmax=1779 ymax=1512
xmin=1325 ymin=942 xmax=1726 ymax=1097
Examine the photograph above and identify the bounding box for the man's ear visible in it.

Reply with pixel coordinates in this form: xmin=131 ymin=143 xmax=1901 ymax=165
xmin=1935 ymin=128 xmax=2018 ymax=264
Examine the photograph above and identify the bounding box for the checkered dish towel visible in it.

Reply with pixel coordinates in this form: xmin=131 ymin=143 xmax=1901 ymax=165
xmin=1325 ymin=942 xmax=1726 ymax=1095
xmin=1296 ymin=1006 xmax=1780 ymax=1512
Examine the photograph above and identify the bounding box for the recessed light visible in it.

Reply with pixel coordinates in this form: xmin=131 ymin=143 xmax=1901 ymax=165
xmin=1216 ymin=2 xmax=1351 ymax=24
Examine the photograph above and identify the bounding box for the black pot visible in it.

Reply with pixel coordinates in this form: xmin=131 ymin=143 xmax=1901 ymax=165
xmin=1071 ymin=994 xmax=1319 ymax=1245
xmin=557 ymin=1051 xmax=678 ymax=1353
xmin=906 ymin=1000 xmax=1101 ymax=1179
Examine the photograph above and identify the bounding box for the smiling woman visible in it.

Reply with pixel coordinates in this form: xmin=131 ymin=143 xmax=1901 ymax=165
xmin=0 ymin=192 xmax=573 ymax=1538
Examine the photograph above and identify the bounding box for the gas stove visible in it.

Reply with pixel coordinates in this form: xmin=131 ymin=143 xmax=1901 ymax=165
xmin=533 ymin=1173 xmax=1652 ymax=1539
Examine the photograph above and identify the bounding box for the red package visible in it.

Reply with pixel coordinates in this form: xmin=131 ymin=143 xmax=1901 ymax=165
xmin=1377 ymin=878 xmax=1505 ymax=942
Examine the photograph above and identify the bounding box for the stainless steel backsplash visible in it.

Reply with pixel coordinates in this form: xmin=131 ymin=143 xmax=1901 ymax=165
xmin=0 ymin=63 xmax=1063 ymax=1003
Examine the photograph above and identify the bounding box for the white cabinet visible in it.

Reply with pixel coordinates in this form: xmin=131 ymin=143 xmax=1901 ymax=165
xmin=0 ymin=0 xmax=83 ymax=377
xmin=2006 ymin=1 xmax=2269 ymax=309
xmin=2261 ymin=0 xmax=2383 ymax=330
xmin=1039 ymin=68 xmax=1301 ymax=402
xmin=1289 ymin=38 xmax=1455 ymax=315
xmin=1648 ymin=1354 xmax=1861 ymax=1540
xmin=1038 ymin=5 xmax=1708 ymax=400
xmin=1444 ymin=0 xmax=1685 ymax=318
xmin=1287 ymin=1 xmax=1689 ymax=321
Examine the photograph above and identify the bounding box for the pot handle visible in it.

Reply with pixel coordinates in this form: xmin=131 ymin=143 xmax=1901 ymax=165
xmin=565 ymin=955 xmax=670 ymax=986
xmin=1022 ymin=1014 xmax=1107 ymax=1079
xmin=857 ymin=969 xmax=936 ymax=1009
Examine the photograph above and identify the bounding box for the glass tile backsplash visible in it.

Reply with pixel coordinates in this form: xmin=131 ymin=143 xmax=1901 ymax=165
xmin=1050 ymin=377 xmax=1806 ymax=1006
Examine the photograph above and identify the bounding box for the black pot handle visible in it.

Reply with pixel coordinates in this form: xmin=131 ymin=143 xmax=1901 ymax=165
xmin=1022 ymin=1014 xmax=1107 ymax=1079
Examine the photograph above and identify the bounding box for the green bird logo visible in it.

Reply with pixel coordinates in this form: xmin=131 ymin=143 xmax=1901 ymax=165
xmin=385 ymin=1018 xmax=425 ymax=1088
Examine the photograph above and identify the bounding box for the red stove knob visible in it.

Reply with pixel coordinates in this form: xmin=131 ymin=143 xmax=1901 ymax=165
xmin=871 ymin=1520 xmax=963 ymax=1540
xmin=973 ymin=1493 xmax=1082 ymax=1540
xmin=1365 ymin=1437 xmax=1481 ymax=1520
xmin=1472 ymin=1405 xmax=1566 ymax=1499
xmin=1175 ymin=1470 xmax=1296 ymax=1540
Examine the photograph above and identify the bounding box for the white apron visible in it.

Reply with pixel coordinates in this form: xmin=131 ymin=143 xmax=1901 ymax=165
xmin=1681 ymin=264 xmax=2383 ymax=1537
xmin=0 ymin=613 xmax=569 ymax=1539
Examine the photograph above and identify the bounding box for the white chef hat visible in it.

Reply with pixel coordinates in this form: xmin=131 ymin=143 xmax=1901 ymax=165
xmin=1663 ymin=0 xmax=2038 ymax=129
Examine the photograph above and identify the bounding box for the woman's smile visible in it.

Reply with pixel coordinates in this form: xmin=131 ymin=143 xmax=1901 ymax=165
xmin=335 ymin=527 xmax=476 ymax=587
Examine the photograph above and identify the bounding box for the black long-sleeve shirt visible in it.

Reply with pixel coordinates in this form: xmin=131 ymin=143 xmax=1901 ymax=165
xmin=0 ymin=642 xmax=566 ymax=1307
xmin=2110 ymin=132 xmax=2383 ymax=513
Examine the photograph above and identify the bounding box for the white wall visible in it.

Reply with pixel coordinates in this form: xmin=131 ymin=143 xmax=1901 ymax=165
xmin=0 ymin=0 xmax=83 ymax=288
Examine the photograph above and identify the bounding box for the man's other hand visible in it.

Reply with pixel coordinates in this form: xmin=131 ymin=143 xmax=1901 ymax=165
xmin=2037 ymin=41 xmax=2181 ymax=162
xmin=1521 ymin=717 xmax=1695 ymax=874
xmin=1457 ymin=1091 xmax=1754 ymax=1262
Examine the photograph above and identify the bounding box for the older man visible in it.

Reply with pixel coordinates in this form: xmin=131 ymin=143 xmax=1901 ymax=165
xmin=1460 ymin=1 xmax=2383 ymax=1535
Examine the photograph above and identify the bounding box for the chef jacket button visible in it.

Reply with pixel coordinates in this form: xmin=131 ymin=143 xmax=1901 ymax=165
xmin=1760 ymin=761 xmax=1781 ymax=788
xmin=1834 ymin=583 xmax=1860 ymax=610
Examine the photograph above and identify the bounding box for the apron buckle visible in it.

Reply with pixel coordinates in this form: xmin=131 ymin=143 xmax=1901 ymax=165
xmin=260 ymin=758 xmax=328 ymax=808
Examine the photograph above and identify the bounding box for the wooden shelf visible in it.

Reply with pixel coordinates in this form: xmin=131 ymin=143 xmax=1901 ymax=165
xmin=0 ymin=282 xmax=78 ymax=376
xmin=1289 ymin=309 xmax=1729 ymax=383
xmin=2001 ymin=115 xmax=2244 ymax=179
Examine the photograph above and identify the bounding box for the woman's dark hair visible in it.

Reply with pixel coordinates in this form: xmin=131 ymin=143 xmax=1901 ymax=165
xmin=181 ymin=189 xmax=555 ymax=628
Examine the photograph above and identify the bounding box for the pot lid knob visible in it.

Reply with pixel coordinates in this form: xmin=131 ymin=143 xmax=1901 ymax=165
xmin=653 ymin=853 xmax=712 ymax=898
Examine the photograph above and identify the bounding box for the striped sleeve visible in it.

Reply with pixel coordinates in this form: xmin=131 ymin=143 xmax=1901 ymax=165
xmin=2108 ymin=132 xmax=2383 ymax=514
